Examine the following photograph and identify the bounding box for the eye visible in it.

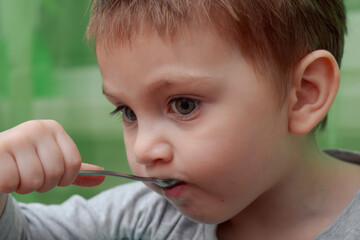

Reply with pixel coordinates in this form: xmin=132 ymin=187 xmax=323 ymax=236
xmin=169 ymin=97 xmax=199 ymax=116
xmin=122 ymin=106 xmax=137 ymax=122
xmin=111 ymin=106 xmax=137 ymax=122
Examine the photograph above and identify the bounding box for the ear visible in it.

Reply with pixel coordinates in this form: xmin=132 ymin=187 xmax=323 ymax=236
xmin=288 ymin=50 xmax=340 ymax=134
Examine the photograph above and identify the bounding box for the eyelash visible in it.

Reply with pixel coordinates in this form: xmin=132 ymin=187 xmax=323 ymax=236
xmin=110 ymin=105 xmax=136 ymax=124
xmin=110 ymin=106 xmax=123 ymax=117
xmin=110 ymin=97 xmax=201 ymax=122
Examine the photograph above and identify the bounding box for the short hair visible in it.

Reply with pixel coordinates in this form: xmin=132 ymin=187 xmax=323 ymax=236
xmin=87 ymin=0 xmax=346 ymax=130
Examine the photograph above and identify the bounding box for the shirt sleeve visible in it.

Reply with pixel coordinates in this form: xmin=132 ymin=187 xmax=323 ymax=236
xmin=0 ymin=194 xmax=25 ymax=239
xmin=0 ymin=182 xmax=214 ymax=240
xmin=0 ymin=191 xmax=108 ymax=240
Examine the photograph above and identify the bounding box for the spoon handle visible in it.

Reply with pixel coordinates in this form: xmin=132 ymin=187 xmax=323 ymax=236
xmin=78 ymin=169 xmax=182 ymax=188
xmin=78 ymin=169 xmax=156 ymax=183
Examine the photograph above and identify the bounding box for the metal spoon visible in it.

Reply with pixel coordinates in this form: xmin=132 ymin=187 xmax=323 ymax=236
xmin=78 ymin=169 xmax=183 ymax=188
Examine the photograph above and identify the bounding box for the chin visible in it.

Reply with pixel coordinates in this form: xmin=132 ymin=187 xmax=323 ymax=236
xmin=182 ymin=211 xmax=228 ymax=225
xmin=172 ymin=202 xmax=231 ymax=224
xmin=143 ymin=181 xmax=233 ymax=224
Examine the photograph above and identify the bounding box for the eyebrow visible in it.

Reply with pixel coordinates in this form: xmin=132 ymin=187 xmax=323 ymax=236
xmin=102 ymin=75 xmax=219 ymax=99
xmin=144 ymin=75 xmax=217 ymax=94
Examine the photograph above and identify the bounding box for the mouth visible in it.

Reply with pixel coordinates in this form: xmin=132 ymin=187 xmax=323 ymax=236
xmin=158 ymin=178 xmax=184 ymax=188
xmin=163 ymin=180 xmax=185 ymax=188
xmin=161 ymin=181 xmax=186 ymax=199
xmin=150 ymin=175 xmax=185 ymax=188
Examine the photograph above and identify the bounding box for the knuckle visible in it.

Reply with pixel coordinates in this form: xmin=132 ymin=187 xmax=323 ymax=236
xmin=36 ymin=181 xmax=56 ymax=193
xmin=0 ymin=182 xmax=18 ymax=194
xmin=43 ymin=120 xmax=63 ymax=132
xmin=0 ymin=120 xmax=49 ymax=148
xmin=51 ymin=166 xmax=65 ymax=178
xmin=67 ymin=157 xmax=82 ymax=170
xmin=12 ymin=134 xmax=31 ymax=147
xmin=6 ymin=121 xmax=46 ymax=143
xmin=36 ymin=187 xmax=49 ymax=193
xmin=24 ymin=176 xmax=44 ymax=192
xmin=16 ymin=188 xmax=31 ymax=195
xmin=22 ymin=120 xmax=47 ymax=133
xmin=19 ymin=120 xmax=62 ymax=138
xmin=45 ymin=168 xmax=64 ymax=185
xmin=0 ymin=175 xmax=19 ymax=194
xmin=0 ymin=131 xmax=24 ymax=151
xmin=64 ymin=150 xmax=82 ymax=170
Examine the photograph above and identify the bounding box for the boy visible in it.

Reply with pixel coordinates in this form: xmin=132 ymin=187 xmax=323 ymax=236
xmin=1 ymin=0 xmax=360 ymax=239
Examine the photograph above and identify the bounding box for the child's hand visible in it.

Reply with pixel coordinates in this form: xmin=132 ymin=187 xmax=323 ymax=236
xmin=0 ymin=120 xmax=104 ymax=194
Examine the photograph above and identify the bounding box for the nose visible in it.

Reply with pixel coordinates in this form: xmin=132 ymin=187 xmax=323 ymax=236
xmin=133 ymin=123 xmax=173 ymax=167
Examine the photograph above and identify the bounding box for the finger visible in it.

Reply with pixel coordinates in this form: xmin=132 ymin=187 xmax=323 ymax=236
xmin=12 ymin=142 xmax=44 ymax=194
xmin=47 ymin=121 xmax=82 ymax=187
xmin=35 ymin=135 xmax=65 ymax=193
xmin=72 ymin=163 xmax=105 ymax=187
xmin=0 ymin=152 xmax=20 ymax=193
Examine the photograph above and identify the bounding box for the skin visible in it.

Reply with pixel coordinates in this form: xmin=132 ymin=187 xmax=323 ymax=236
xmin=97 ymin=24 xmax=360 ymax=239
xmin=98 ymin=26 xmax=292 ymax=224
xmin=0 ymin=120 xmax=104 ymax=218
xmin=1 ymin=21 xmax=360 ymax=239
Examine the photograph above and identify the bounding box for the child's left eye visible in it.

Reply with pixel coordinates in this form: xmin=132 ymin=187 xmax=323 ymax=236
xmin=169 ymin=97 xmax=200 ymax=116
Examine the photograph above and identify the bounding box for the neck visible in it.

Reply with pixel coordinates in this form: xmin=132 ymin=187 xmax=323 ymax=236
xmin=218 ymin=135 xmax=360 ymax=240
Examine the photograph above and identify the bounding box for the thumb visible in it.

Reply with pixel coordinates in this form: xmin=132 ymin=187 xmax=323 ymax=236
xmin=72 ymin=163 xmax=105 ymax=187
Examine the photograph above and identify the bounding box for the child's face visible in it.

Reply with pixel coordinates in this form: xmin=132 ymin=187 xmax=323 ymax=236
xmin=97 ymin=25 xmax=291 ymax=223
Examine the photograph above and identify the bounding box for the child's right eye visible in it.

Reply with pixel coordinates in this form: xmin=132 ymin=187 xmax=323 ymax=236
xmin=111 ymin=106 xmax=137 ymax=123
xmin=122 ymin=106 xmax=137 ymax=122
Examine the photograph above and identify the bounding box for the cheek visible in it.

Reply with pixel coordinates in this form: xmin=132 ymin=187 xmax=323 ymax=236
xmin=125 ymin=148 xmax=141 ymax=174
xmin=178 ymin=115 xmax=281 ymax=193
xmin=123 ymin=131 xmax=139 ymax=173
xmin=177 ymin=128 xmax=250 ymax=185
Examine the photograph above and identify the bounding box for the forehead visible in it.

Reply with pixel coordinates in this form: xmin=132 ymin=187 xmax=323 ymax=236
xmin=95 ymin=21 xmax=281 ymax=107
xmin=96 ymin=24 xmax=260 ymax=104
xmin=96 ymin=24 xmax=242 ymax=80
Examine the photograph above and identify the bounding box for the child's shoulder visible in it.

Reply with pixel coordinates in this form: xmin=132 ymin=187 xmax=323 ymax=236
xmin=317 ymin=187 xmax=360 ymax=239
xmin=316 ymin=149 xmax=360 ymax=239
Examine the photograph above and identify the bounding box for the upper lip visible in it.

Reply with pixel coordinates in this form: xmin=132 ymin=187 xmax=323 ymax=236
xmin=146 ymin=173 xmax=183 ymax=181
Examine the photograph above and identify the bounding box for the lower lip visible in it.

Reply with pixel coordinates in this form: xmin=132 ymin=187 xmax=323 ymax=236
xmin=163 ymin=182 xmax=186 ymax=199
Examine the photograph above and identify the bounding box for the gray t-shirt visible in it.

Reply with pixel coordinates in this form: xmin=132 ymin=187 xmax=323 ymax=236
xmin=0 ymin=149 xmax=360 ymax=240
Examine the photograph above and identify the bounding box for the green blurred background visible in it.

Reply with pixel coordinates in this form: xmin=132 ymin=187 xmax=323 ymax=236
xmin=0 ymin=0 xmax=360 ymax=204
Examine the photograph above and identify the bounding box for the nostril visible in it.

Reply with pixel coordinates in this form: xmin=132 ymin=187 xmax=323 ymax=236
xmin=135 ymin=156 xmax=157 ymax=166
